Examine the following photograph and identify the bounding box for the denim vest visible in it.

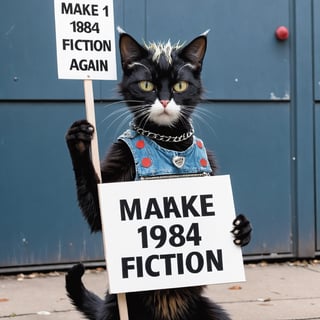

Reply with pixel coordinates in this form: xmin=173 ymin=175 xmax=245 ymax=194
xmin=119 ymin=129 xmax=212 ymax=180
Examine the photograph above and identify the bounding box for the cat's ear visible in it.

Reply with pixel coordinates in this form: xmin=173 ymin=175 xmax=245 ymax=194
xmin=119 ymin=33 xmax=148 ymax=69
xmin=179 ymin=35 xmax=207 ymax=70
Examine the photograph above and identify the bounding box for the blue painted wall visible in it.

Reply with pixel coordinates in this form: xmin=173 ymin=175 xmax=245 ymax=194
xmin=0 ymin=0 xmax=319 ymax=270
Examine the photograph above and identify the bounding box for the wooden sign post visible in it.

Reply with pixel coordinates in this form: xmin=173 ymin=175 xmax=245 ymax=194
xmin=54 ymin=1 xmax=129 ymax=319
xmin=83 ymin=79 xmax=100 ymax=172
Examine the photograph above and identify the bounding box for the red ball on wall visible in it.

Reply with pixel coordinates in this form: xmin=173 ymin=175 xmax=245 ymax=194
xmin=275 ymin=26 xmax=289 ymax=41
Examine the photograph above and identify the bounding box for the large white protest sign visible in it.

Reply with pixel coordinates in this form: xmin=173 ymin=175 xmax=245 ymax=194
xmin=98 ymin=175 xmax=245 ymax=294
xmin=54 ymin=0 xmax=117 ymax=80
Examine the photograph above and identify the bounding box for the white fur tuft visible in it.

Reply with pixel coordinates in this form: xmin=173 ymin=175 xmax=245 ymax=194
xmin=117 ymin=26 xmax=126 ymax=34
xmin=144 ymin=41 xmax=184 ymax=65
xmin=201 ymin=29 xmax=210 ymax=36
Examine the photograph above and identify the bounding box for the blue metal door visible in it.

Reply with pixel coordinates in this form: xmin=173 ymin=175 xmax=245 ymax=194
xmin=126 ymin=0 xmax=293 ymax=257
xmin=0 ymin=0 xmax=318 ymax=270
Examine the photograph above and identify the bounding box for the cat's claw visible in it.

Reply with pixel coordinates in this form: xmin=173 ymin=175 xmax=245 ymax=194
xmin=66 ymin=120 xmax=95 ymax=154
xmin=231 ymin=214 xmax=252 ymax=247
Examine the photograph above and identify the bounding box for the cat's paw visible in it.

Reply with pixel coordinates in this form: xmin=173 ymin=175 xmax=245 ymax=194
xmin=66 ymin=120 xmax=94 ymax=155
xmin=231 ymin=214 xmax=252 ymax=247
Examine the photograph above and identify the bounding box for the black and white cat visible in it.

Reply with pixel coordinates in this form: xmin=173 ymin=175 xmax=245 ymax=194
xmin=65 ymin=30 xmax=252 ymax=320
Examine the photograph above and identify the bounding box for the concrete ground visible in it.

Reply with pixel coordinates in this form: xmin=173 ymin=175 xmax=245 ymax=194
xmin=0 ymin=260 xmax=319 ymax=320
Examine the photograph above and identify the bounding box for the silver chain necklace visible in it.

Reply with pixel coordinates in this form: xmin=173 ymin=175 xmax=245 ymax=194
xmin=131 ymin=122 xmax=194 ymax=143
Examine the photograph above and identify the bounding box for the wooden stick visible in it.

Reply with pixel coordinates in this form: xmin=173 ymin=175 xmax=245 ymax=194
xmin=117 ymin=292 xmax=129 ymax=320
xmin=83 ymin=79 xmax=129 ymax=320
xmin=84 ymin=79 xmax=101 ymax=176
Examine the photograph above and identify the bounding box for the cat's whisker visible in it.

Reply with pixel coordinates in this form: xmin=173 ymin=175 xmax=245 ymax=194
xmin=100 ymin=99 xmax=147 ymax=128
xmin=100 ymin=102 xmax=149 ymax=126
xmin=193 ymin=105 xmax=221 ymax=123
xmin=103 ymin=109 xmax=131 ymax=128
xmin=191 ymin=106 xmax=220 ymax=137
xmin=102 ymin=99 xmax=146 ymax=108
xmin=99 ymin=103 xmax=153 ymax=139
xmin=100 ymin=109 xmax=129 ymax=129
xmin=118 ymin=113 xmax=134 ymax=130
xmin=107 ymin=114 xmax=133 ymax=139
xmin=131 ymin=106 xmax=152 ymax=128
xmin=99 ymin=106 xmax=132 ymax=139
xmin=100 ymin=107 xmax=127 ymax=124
xmin=178 ymin=107 xmax=194 ymax=127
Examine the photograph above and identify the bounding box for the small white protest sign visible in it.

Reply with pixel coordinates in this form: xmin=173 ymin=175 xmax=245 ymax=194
xmin=54 ymin=0 xmax=117 ymax=80
xmin=98 ymin=175 xmax=245 ymax=294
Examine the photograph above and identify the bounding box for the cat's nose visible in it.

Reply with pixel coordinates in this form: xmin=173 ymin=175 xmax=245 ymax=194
xmin=160 ymin=100 xmax=169 ymax=108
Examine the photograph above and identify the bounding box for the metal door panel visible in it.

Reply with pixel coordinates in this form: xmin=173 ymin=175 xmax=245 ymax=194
xmin=0 ymin=0 xmax=85 ymax=99
xmin=0 ymin=102 xmax=104 ymax=268
xmin=194 ymin=102 xmax=292 ymax=255
xmin=0 ymin=0 xmax=121 ymax=100
xmin=90 ymin=101 xmax=293 ymax=256
xmin=145 ymin=0 xmax=290 ymax=100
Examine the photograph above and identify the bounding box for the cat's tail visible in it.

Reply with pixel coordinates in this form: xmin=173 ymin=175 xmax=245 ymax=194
xmin=65 ymin=263 xmax=104 ymax=320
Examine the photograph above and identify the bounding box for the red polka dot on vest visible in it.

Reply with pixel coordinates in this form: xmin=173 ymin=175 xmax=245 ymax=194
xmin=136 ymin=140 xmax=145 ymax=149
xmin=200 ymin=158 xmax=208 ymax=167
xmin=142 ymin=157 xmax=152 ymax=168
xmin=196 ymin=140 xmax=203 ymax=149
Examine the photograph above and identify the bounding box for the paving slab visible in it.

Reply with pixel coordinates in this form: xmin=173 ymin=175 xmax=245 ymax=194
xmin=0 ymin=262 xmax=319 ymax=320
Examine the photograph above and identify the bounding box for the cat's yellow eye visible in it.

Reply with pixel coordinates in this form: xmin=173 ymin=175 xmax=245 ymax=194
xmin=138 ymin=81 xmax=155 ymax=92
xmin=173 ymin=81 xmax=189 ymax=93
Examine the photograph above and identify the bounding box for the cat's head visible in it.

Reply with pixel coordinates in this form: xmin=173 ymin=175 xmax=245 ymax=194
xmin=118 ymin=31 xmax=207 ymax=130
